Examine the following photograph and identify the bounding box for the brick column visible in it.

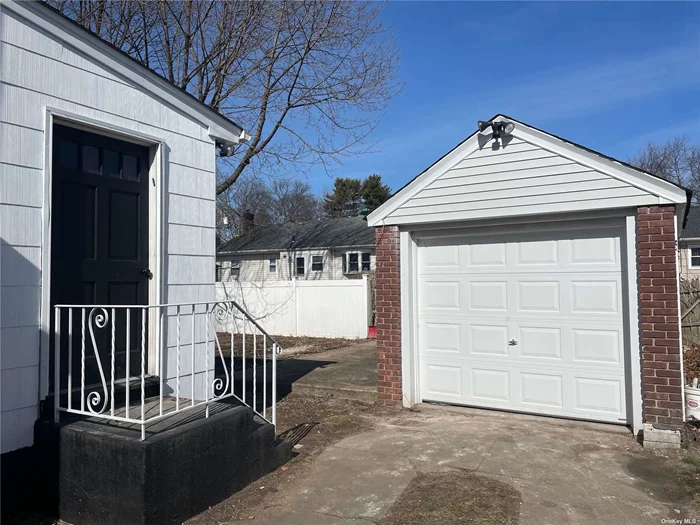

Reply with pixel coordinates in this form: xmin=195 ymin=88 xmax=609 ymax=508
xmin=637 ymin=205 xmax=683 ymax=425
xmin=375 ymin=226 xmax=402 ymax=405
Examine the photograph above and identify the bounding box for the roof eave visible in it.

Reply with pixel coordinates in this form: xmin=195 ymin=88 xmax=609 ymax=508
xmin=217 ymin=243 xmax=375 ymax=256
xmin=8 ymin=0 xmax=249 ymax=145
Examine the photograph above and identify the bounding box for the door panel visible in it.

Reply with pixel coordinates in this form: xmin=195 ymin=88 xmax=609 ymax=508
xmin=417 ymin=224 xmax=628 ymax=424
xmin=51 ymin=124 xmax=150 ymax=390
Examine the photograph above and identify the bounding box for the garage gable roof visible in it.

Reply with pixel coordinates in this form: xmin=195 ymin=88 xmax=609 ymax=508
xmin=367 ymin=115 xmax=690 ymax=227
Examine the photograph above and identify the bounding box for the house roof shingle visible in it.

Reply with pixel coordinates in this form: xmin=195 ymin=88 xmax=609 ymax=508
xmin=218 ymin=218 xmax=374 ymax=254
xmin=682 ymin=207 xmax=700 ymax=239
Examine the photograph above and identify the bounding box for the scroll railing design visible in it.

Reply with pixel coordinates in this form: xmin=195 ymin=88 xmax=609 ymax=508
xmin=53 ymin=301 xmax=280 ymax=439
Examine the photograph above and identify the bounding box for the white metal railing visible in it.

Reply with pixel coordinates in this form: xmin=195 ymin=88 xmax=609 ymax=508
xmin=53 ymin=301 xmax=280 ymax=439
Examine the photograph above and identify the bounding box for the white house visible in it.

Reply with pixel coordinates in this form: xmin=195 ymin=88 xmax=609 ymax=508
xmin=369 ymin=115 xmax=690 ymax=441
xmin=1 ymin=3 xmax=290 ymax=523
xmin=679 ymin=207 xmax=700 ymax=280
xmin=215 ymin=217 xmax=375 ymax=339
xmin=216 ymin=217 xmax=376 ymax=282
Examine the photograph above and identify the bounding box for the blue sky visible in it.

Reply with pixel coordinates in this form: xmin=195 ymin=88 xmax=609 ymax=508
xmin=303 ymin=1 xmax=700 ymax=196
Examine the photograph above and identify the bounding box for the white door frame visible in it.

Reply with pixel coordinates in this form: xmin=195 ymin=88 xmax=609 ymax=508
xmin=399 ymin=209 xmax=643 ymax=435
xmin=39 ymin=107 xmax=165 ymax=400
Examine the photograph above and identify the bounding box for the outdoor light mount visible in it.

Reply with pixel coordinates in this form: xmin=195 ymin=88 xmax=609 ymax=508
xmin=477 ymin=119 xmax=515 ymax=140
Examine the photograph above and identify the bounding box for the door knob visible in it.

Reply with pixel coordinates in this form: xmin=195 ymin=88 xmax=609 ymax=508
xmin=140 ymin=268 xmax=153 ymax=280
xmin=508 ymin=338 xmax=517 ymax=346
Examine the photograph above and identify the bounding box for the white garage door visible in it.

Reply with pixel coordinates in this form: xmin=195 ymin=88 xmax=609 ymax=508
xmin=417 ymin=223 xmax=628 ymax=424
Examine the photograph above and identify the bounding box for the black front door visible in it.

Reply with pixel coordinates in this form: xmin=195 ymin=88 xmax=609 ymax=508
xmin=51 ymin=124 xmax=150 ymax=390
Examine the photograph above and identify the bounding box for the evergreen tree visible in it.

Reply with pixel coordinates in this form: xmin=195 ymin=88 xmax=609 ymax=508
xmin=361 ymin=174 xmax=392 ymax=215
xmin=323 ymin=178 xmax=363 ymax=217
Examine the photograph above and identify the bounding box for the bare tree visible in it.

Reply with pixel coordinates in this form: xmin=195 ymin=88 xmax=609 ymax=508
xmin=50 ymin=0 xmax=401 ymax=197
xmin=216 ymin=176 xmax=274 ymax=239
xmin=216 ymin=176 xmax=322 ymax=239
xmin=269 ymin=179 xmax=321 ymax=224
xmin=629 ymin=136 xmax=700 ymax=199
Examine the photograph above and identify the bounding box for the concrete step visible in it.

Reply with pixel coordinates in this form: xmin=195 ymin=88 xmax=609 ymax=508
xmin=291 ymin=381 xmax=377 ymax=403
xmin=33 ymin=399 xmax=291 ymax=525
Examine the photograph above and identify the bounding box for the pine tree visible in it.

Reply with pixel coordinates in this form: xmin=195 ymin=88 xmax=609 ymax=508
xmin=323 ymin=178 xmax=363 ymax=217
xmin=361 ymin=174 xmax=392 ymax=215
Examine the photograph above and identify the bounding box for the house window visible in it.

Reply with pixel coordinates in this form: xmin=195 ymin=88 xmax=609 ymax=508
xmin=230 ymin=261 xmax=240 ymax=280
xmin=311 ymin=255 xmax=323 ymax=272
xmin=295 ymin=257 xmax=305 ymax=277
xmin=215 ymin=262 xmax=222 ymax=282
xmin=361 ymin=252 xmax=371 ymax=271
xmin=269 ymin=258 xmax=277 ymax=273
xmin=348 ymin=253 xmax=359 ymax=272
xmin=691 ymin=247 xmax=700 ymax=268
xmin=343 ymin=252 xmax=370 ymax=274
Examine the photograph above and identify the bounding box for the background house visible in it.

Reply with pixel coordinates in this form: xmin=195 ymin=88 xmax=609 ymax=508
xmin=680 ymin=207 xmax=700 ymax=280
xmin=215 ymin=217 xmax=374 ymax=339
xmin=216 ymin=217 xmax=375 ymax=282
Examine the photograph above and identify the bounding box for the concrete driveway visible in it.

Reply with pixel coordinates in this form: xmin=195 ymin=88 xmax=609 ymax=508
xmin=257 ymin=404 xmax=689 ymax=525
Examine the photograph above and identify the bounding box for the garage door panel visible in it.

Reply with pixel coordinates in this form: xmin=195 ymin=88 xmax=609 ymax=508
xmin=422 ymin=321 xmax=462 ymax=353
xmin=514 ymin=239 xmax=558 ymax=266
xmin=570 ymin=236 xmax=619 ymax=266
xmin=517 ymin=281 xmax=560 ymax=312
xmin=423 ymin=363 xmax=463 ymax=398
xmin=570 ymin=280 xmax=620 ymax=314
xmin=518 ymin=326 xmax=562 ymax=360
xmin=469 ymin=281 xmax=507 ymax=311
xmin=422 ymin=280 xmax=461 ymax=310
xmin=471 ymin=369 xmax=510 ymax=402
xmin=468 ymin=242 xmax=506 ymax=267
xmin=418 ymin=229 xmax=621 ymax=275
xmin=470 ymin=324 xmax=509 ymax=356
xmin=573 ymin=377 xmax=624 ymax=416
xmin=520 ymin=373 xmax=564 ymax=408
xmin=417 ymin=222 xmax=628 ymax=424
xmin=572 ymin=329 xmax=621 ymax=364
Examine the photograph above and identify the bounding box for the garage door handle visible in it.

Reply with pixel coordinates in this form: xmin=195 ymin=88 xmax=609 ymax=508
xmin=508 ymin=338 xmax=518 ymax=346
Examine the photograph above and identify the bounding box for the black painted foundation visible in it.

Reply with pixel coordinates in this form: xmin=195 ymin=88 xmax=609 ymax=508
xmin=34 ymin=402 xmax=291 ymax=525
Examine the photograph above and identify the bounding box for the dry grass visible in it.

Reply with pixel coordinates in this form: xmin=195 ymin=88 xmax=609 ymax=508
xmin=685 ymin=346 xmax=700 ymax=385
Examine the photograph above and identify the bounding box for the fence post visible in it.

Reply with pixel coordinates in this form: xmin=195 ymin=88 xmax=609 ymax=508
xmin=362 ymin=274 xmax=370 ymax=338
xmin=293 ymin=277 xmax=299 ymax=337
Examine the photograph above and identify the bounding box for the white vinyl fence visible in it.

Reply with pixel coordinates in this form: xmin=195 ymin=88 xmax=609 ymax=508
xmin=216 ymin=277 xmax=371 ymax=339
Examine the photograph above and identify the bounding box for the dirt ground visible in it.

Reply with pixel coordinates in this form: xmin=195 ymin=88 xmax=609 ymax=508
xmin=216 ymin=333 xmax=367 ymax=359
xmin=379 ymin=471 xmax=521 ymax=525
xmin=187 ymin=391 xmax=398 ymax=524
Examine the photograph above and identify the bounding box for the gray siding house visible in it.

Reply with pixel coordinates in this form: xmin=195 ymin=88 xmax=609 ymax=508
xmin=217 ymin=217 xmax=376 ymax=283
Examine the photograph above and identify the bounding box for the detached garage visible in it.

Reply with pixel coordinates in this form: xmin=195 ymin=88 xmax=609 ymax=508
xmin=368 ymin=115 xmax=690 ymax=437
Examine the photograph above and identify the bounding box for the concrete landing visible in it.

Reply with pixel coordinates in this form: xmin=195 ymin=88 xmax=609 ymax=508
xmin=280 ymin=342 xmax=377 ymax=403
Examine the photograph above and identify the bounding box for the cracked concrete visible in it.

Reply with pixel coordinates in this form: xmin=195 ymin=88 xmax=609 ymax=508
xmin=255 ymin=404 xmax=691 ymax=525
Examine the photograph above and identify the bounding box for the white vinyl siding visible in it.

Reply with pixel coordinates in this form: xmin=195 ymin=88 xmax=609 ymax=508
xmin=384 ymin=137 xmax=655 ymax=225
xmin=691 ymin=247 xmax=700 ymax=268
xmin=216 ymin=249 xmax=376 ymax=282
xmin=0 ymin=7 xmax=219 ymax=452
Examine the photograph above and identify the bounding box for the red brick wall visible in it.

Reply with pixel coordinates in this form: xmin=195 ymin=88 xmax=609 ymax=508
xmin=637 ymin=205 xmax=683 ymax=425
xmin=375 ymin=226 xmax=402 ymax=404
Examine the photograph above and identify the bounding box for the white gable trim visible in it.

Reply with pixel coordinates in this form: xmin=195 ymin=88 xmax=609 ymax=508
xmin=4 ymin=0 xmax=250 ymax=145
xmin=367 ymin=132 xmax=483 ymax=225
xmin=367 ymin=115 xmax=688 ymax=227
